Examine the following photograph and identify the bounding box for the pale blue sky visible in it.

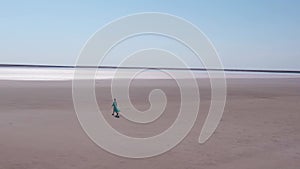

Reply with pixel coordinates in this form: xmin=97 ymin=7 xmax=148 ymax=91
xmin=0 ymin=0 xmax=299 ymax=70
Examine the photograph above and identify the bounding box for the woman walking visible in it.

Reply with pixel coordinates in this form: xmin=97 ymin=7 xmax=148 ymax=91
xmin=112 ymin=98 xmax=120 ymax=118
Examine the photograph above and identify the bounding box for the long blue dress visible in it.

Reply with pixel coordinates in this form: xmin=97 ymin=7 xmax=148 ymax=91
xmin=112 ymin=101 xmax=120 ymax=113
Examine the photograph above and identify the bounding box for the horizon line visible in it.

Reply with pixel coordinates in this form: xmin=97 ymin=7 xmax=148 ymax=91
xmin=0 ymin=64 xmax=300 ymax=74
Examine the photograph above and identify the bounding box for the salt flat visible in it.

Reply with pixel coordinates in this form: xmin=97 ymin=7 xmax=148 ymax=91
xmin=0 ymin=76 xmax=300 ymax=169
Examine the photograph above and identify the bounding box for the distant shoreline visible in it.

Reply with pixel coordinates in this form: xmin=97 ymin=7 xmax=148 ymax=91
xmin=0 ymin=64 xmax=300 ymax=74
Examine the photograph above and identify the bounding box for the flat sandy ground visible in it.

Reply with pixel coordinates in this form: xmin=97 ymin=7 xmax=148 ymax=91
xmin=0 ymin=77 xmax=300 ymax=169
